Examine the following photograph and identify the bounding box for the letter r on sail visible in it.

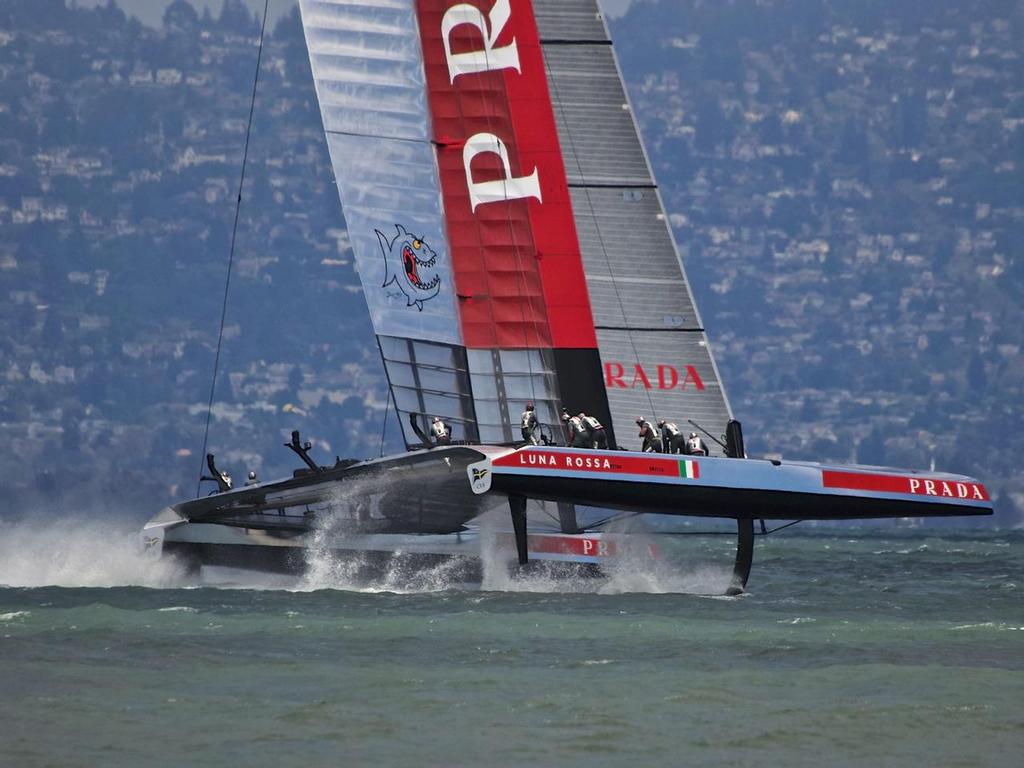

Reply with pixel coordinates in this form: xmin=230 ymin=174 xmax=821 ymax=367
xmin=463 ymin=132 xmax=541 ymax=211
xmin=441 ymin=0 xmax=521 ymax=82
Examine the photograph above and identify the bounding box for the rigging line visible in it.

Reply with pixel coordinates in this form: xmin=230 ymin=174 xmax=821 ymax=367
xmin=195 ymin=0 xmax=272 ymax=496
xmin=496 ymin=150 xmax=543 ymax=422
xmin=645 ymin=529 xmax=746 ymax=536
xmin=756 ymin=520 xmax=805 ymax=535
xmin=434 ymin=35 xmax=499 ymax=442
xmin=467 ymin=30 xmax=543 ymax=441
xmin=378 ymin=388 xmax=391 ymax=458
xmin=541 ymin=45 xmax=659 ymax=426
xmin=477 ymin=31 xmax=544 ymax=427
xmin=530 ymin=498 xmax=561 ymax=527
xmin=583 ymin=511 xmax=643 ymax=530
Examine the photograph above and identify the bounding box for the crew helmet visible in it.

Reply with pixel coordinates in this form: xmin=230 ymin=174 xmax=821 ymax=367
xmin=526 ymin=402 xmax=534 ymax=411
xmin=635 ymin=417 xmax=645 ymax=425
xmin=433 ymin=416 xmax=442 ymax=423
xmin=248 ymin=471 xmax=256 ymax=480
xmin=657 ymin=419 xmax=665 ymax=427
xmin=689 ymin=432 xmax=698 ymax=439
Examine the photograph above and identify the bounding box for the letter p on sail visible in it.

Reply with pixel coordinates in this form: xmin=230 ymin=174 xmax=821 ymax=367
xmin=463 ymin=132 xmax=541 ymax=211
xmin=442 ymin=0 xmax=520 ymax=83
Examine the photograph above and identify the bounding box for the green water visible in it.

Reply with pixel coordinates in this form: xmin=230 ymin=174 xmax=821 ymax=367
xmin=1 ymin=528 xmax=1020 ymax=767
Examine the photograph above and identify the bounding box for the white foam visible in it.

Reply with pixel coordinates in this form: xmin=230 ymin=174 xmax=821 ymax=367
xmin=0 ymin=515 xmax=187 ymax=588
xmin=0 ymin=501 xmax=738 ymax=596
xmin=478 ymin=513 xmax=735 ymax=595
xmin=294 ymin=477 xmax=474 ymax=594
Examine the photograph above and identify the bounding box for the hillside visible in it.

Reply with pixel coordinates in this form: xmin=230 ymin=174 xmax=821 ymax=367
xmin=0 ymin=0 xmax=1020 ymax=524
xmin=609 ymin=0 xmax=1023 ymax=525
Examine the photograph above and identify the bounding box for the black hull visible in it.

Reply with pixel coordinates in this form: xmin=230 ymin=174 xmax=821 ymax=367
xmin=490 ymin=474 xmax=992 ymax=521
xmin=173 ymin=446 xmax=496 ymax=535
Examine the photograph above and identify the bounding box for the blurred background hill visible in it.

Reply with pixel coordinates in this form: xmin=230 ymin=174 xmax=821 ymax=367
xmin=0 ymin=0 xmax=1020 ymax=525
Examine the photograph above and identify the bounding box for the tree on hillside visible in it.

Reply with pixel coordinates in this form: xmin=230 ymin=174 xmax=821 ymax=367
xmin=163 ymin=0 xmax=199 ymax=34
xmin=217 ymin=0 xmax=259 ymax=36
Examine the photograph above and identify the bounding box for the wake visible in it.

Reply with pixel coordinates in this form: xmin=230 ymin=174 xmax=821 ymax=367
xmin=0 ymin=509 xmax=734 ymax=595
xmin=298 ymin=500 xmax=734 ymax=595
xmin=0 ymin=514 xmax=187 ymax=589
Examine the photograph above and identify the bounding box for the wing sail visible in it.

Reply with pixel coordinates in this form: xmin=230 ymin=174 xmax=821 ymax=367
xmin=300 ymin=0 xmax=731 ymax=449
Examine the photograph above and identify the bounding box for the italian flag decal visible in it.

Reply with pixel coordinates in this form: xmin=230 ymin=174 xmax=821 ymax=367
xmin=680 ymin=460 xmax=700 ymax=479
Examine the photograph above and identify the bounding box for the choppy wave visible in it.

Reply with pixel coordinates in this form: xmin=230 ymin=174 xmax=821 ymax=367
xmin=3 ymin=509 xmax=1014 ymax=600
xmin=292 ymin=479 xmax=737 ymax=595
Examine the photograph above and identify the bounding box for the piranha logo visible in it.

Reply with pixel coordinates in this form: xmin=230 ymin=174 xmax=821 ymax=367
xmin=376 ymin=224 xmax=441 ymax=311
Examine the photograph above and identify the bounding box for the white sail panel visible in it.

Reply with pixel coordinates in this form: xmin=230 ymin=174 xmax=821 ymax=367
xmin=532 ymin=0 xmax=608 ymax=40
xmin=301 ymin=0 xmax=471 ymax=449
xmin=300 ymin=0 xmax=461 ymax=347
xmin=542 ymin=44 xmax=651 ymax=185
xmin=301 ymin=0 xmax=430 ymax=141
xmin=324 ymin=133 xmax=461 ymax=344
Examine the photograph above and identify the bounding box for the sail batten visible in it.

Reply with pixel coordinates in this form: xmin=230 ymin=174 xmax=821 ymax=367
xmin=542 ymin=44 xmax=651 ymax=185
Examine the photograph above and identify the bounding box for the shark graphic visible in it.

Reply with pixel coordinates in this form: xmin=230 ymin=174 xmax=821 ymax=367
xmin=376 ymin=224 xmax=441 ymax=311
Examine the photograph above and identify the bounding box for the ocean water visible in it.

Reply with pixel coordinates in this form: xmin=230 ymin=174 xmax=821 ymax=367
xmin=0 ymin=517 xmax=1020 ymax=767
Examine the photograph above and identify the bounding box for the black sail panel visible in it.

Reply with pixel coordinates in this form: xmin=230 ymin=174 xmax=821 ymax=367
xmin=535 ymin=0 xmax=734 ymax=448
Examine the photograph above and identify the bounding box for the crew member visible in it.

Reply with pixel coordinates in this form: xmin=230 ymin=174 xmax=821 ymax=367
xmin=636 ymin=417 xmax=663 ymax=453
xmin=657 ymin=419 xmax=685 ymax=454
xmin=562 ymin=410 xmax=590 ymax=448
xmin=244 ymin=470 xmax=259 ymax=486
xmin=520 ymin=402 xmax=539 ymax=445
xmin=686 ymin=432 xmax=709 ymax=456
xmin=430 ymin=416 xmax=451 ymax=446
xmin=220 ymin=470 xmax=233 ymax=491
xmin=580 ymin=412 xmax=608 ymax=449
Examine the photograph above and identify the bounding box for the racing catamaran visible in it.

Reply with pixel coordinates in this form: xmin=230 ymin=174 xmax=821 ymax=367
xmin=143 ymin=0 xmax=991 ymax=593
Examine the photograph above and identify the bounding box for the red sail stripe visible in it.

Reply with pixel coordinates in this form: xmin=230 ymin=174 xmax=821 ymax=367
xmin=415 ymin=0 xmax=596 ymax=349
xmin=502 ymin=0 xmax=596 ymax=348
xmin=417 ymin=0 xmax=548 ymax=348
